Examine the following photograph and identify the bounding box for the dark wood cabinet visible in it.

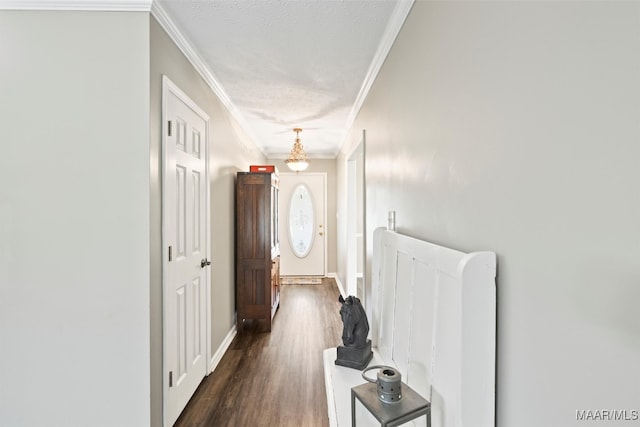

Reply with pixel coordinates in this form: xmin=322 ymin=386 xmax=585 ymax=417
xmin=235 ymin=171 xmax=280 ymax=332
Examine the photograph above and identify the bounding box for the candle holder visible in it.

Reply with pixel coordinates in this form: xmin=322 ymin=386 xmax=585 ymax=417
xmin=351 ymin=376 xmax=430 ymax=427
xmin=361 ymin=365 xmax=402 ymax=403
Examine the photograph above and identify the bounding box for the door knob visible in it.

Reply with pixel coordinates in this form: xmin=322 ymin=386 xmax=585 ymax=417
xmin=201 ymin=258 xmax=211 ymax=268
xmin=319 ymin=232 xmax=324 ymax=236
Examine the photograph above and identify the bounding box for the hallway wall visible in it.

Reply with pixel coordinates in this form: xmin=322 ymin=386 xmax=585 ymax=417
xmin=339 ymin=2 xmax=640 ymax=426
xmin=150 ymin=16 xmax=267 ymax=426
xmin=0 ymin=11 xmax=151 ymax=426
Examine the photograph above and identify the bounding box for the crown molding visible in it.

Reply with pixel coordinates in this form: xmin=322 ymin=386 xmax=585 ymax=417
xmin=267 ymin=153 xmax=337 ymax=161
xmin=150 ymin=2 xmax=232 ymax=112
xmin=0 ymin=0 xmax=267 ymax=157
xmin=4 ymin=0 xmax=410 ymax=160
xmin=150 ymin=1 xmax=267 ymax=157
xmin=0 ymin=0 xmax=152 ymax=10
xmin=339 ymin=0 xmax=414 ymax=156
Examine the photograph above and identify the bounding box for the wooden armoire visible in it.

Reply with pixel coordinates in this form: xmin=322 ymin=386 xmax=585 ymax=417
xmin=235 ymin=171 xmax=280 ymax=332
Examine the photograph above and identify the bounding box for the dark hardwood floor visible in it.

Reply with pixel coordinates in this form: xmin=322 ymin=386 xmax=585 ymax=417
xmin=174 ymin=277 xmax=343 ymax=427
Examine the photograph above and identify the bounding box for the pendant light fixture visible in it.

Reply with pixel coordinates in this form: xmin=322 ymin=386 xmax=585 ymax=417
xmin=285 ymin=128 xmax=309 ymax=172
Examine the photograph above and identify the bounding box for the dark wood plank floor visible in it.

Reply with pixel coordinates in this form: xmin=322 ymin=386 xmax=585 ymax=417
xmin=174 ymin=277 xmax=343 ymax=427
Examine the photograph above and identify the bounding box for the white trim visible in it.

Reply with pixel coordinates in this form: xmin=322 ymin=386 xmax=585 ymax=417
xmin=322 ymin=349 xmax=339 ymax=427
xmin=0 ymin=0 xmax=152 ymax=10
xmin=268 ymin=153 xmax=337 ymax=161
xmin=344 ymin=130 xmax=367 ymax=307
xmin=203 ymin=96 xmax=213 ymax=388
xmin=209 ymin=326 xmax=237 ymax=373
xmin=336 ymin=0 xmax=414 ymax=157
xmin=322 ymin=173 xmax=328 ymax=276
xmin=326 ymin=273 xmax=346 ymax=298
xmin=162 ymin=75 xmax=210 ymax=122
xmin=6 ymin=0 xmax=411 ymax=160
xmin=152 ymin=3 xmax=230 ymax=110
xmin=150 ymin=1 xmax=266 ymax=157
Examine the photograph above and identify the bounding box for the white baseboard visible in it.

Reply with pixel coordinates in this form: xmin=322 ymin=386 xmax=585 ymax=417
xmin=208 ymin=325 xmax=237 ymax=373
xmin=326 ymin=272 xmax=346 ymax=298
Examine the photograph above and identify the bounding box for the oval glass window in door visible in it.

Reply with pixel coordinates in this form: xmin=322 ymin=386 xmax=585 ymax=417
xmin=288 ymin=184 xmax=315 ymax=258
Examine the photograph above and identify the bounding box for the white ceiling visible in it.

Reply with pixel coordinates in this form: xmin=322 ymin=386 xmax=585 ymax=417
xmin=154 ymin=0 xmax=412 ymax=158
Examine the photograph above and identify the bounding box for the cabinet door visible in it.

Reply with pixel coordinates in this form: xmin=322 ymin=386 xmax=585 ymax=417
xmin=237 ymin=174 xmax=269 ymax=313
xmin=271 ymin=256 xmax=280 ymax=311
xmin=270 ymin=176 xmax=280 ymax=256
xmin=236 ymin=172 xmax=279 ymax=331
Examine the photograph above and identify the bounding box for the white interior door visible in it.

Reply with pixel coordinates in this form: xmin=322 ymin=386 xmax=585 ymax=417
xmin=162 ymin=77 xmax=210 ymax=427
xmin=279 ymin=173 xmax=326 ymax=276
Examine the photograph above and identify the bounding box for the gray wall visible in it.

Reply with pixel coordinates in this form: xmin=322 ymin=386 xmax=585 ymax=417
xmin=150 ymin=16 xmax=266 ymax=426
xmin=0 ymin=11 xmax=268 ymax=426
xmin=339 ymin=2 xmax=640 ymax=426
xmin=0 ymin=11 xmax=151 ymax=426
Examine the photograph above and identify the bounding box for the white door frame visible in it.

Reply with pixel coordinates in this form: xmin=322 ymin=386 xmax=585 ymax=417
xmin=280 ymin=172 xmax=328 ymax=276
xmin=346 ymin=130 xmax=366 ymax=303
xmin=161 ymin=75 xmax=212 ymax=426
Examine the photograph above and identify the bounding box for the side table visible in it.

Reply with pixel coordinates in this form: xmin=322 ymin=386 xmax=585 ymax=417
xmin=351 ymin=382 xmax=430 ymax=427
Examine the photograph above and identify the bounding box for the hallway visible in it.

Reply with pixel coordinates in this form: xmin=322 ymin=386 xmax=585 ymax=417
xmin=174 ymin=278 xmax=343 ymax=427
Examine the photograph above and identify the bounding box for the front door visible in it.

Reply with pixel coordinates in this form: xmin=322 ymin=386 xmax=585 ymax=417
xmin=279 ymin=173 xmax=326 ymax=276
xmin=162 ymin=77 xmax=210 ymax=426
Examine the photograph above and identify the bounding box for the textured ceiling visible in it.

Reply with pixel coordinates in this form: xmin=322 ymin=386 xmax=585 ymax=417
xmin=155 ymin=0 xmax=407 ymax=158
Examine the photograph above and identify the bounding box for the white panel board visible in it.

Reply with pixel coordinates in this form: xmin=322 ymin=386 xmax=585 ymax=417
xmin=407 ymin=259 xmax=437 ymax=399
xmin=325 ymin=228 xmax=495 ymax=427
xmin=392 ymin=251 xmax=413 ymax=376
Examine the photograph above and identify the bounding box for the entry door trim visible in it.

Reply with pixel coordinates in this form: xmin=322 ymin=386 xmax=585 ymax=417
xmin=161 ymin=75 xmax=211 ymax=427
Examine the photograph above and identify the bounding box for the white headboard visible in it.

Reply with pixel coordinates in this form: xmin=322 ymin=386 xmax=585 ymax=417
xmin=371 ymin=228 xmax=496 ymax=427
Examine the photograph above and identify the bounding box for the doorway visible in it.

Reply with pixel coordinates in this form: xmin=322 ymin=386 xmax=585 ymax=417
xmin=278 ymin=173 xmax=327 ymax=276
xmin=346 ymin=132 xmax=365 ymax=303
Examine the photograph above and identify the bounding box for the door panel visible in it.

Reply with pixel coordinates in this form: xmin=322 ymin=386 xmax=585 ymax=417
xmin=279 ymin=173 xmax=326 ymax=276
xmin=163 ymin=78 xmax=210 ymax=427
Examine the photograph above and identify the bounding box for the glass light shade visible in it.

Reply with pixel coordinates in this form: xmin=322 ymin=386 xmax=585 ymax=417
xmin=285 ymin=128 xmax=310 ymax=171
xmin=286 ymin=159 xmax=309 ymax=171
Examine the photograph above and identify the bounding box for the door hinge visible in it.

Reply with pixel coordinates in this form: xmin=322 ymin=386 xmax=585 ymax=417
xmin=168 ymin=120 xmax=172 ymax=137
xmin=169 ymin=371 xmax=173 ymax=388
xmin=168 ymin=246 xmax=173 ymax=262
